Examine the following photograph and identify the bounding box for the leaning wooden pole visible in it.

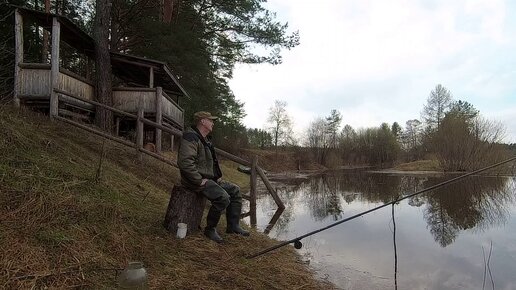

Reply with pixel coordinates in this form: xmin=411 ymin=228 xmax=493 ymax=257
xmin=256 ymin=166 xmax=285 ymax=209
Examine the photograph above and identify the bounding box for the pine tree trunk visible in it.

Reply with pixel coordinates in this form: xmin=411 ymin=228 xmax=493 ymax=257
xmin=94 ymin=0 xmax=113 ymax=132
xmin=163 ymin=185 xmax=206 ymax=236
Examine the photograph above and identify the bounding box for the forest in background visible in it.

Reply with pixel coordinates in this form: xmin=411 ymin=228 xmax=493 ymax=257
xmin=0 ymin=0 xmax=513 ymax=172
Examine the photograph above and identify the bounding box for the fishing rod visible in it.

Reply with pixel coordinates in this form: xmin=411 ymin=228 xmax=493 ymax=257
xmin=247 ymin=156 xmax=516 ymax=259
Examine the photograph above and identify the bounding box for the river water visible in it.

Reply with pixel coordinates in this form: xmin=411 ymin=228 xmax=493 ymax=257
xmin=244 ymin=169 xmax=516 ymax=290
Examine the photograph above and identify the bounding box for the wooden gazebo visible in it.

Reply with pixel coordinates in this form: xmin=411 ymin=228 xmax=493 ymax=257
xmin=12 ymin=6 xmax=189 ymax=153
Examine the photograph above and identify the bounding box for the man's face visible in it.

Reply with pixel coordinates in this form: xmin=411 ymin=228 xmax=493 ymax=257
xmin=201 ymin=118 xmax=214 ymax=133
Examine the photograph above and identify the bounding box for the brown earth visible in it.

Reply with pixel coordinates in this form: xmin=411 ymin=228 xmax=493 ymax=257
xmin=238 ymin=148 xmax=326 ymax=173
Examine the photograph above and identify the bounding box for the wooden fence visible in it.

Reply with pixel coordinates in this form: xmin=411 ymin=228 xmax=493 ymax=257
xmin=53 ymin=88 xmax=285 ymax=211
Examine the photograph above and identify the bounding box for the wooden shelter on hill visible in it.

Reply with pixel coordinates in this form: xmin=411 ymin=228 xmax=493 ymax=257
xmin=12 ymin=6 xmax=189 ymax=153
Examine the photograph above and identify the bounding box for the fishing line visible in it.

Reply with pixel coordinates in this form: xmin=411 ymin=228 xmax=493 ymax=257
xmin=247 ymin=156 xmax=516 ymax=259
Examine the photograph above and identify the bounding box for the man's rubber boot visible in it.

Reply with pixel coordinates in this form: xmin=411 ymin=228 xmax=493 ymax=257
xmin=204 ymin=227 xmax=223 ymax=243
xmin=204 ymin=206 xmax=224 ymax=243
xmin=226 ymin=202 xmax=250 ymax=236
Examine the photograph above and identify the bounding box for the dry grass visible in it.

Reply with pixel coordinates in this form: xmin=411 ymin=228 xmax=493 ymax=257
xmin=393 ymin=159 xmax=442 ymax=171
xmin=239 ymin=149 xmax=325 ymax=173
xmin=0 ymin=105 xmax=333 ymax=289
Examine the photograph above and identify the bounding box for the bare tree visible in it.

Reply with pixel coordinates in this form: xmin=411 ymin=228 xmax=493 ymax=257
xmin=267 ymin=100 xmax=294 ymax=147
xmin=421 ymin=84 xmax=452 ymax=131
xmin=305 ymin=117 xmax=328 ymax=164
xmin=94 ymin=0 xmax=114 ymax=131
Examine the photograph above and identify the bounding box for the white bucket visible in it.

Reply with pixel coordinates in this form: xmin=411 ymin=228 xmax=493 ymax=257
xmin=176 ymin=223 xmax=187 ymax=238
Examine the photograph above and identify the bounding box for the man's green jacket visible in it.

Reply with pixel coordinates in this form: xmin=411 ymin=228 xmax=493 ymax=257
xmin=177 ymin=126 xmax=222 ymax=191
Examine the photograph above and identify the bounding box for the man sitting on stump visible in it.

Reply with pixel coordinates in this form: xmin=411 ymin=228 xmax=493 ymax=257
xmin=178 ymin=111 xmax=250 ymax=243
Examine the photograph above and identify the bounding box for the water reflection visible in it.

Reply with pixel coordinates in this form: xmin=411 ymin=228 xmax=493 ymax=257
xmin=269 ymin=171 xmax=515 ymax=245
xmin=248 ymin=171 xmax=516 ymax=289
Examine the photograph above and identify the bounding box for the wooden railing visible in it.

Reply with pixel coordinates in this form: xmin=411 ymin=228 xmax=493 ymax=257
xmin=54 ymin=88 xmax=285 ymax=210
xmin=18 ymin=63 xmax=94 ymax=101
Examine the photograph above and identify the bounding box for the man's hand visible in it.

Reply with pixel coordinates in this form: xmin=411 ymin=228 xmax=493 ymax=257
xmin=200 ymin=178 xmax=208 ymax=186
xmin=217 ymin=177 xmax=222 ymax=183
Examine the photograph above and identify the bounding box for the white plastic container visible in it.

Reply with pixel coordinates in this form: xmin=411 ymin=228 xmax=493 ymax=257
xmin=176 ymin=223 xmax=187 ymax=238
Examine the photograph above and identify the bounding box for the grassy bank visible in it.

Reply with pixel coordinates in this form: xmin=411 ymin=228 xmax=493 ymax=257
xmin=392 ymin=159 xmax=442 ymax=171
xmin=0 ymin=105 xmax=333 ymax=289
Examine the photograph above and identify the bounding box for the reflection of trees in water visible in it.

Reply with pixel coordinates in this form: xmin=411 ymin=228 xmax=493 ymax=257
xmin=295 ymin=171 xmax=428 ymax=221
xmin=260 ymin=171 xmax=515 ymax=246
xmin=423 ymin=176 xmax=514 ymax=247
xmin=258 ymin=183 xmax=301 ymax=236
xmin=302 ymin=175 xmax=343 ymax=221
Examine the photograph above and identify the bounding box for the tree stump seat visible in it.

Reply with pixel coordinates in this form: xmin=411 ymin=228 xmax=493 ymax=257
xmin=163 ymin=185 xmax=206 ymax=236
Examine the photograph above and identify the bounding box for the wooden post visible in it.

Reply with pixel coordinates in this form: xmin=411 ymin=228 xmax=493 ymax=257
xmin=257 ymin=166 xmax=285 ymax=209
xmin=41 ymin=0 xmax=50 ymax=62
xmin=49 ymin=17 xmax=60 ymax=118
xmin=136 ymin=99 xmax=144 ymax=161
xmin=155 ymin=87 xmax=162 ymax=154
xmin=250 ymin=155 xmax=258 ymax=227
xmin=149 ymin=67 xmax=154 ymax=88
xmin=13 ymin=9 xmax=23 ymax=107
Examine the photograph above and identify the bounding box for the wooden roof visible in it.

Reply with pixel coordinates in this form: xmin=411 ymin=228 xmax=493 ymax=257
xmin=13 ymin=6 xmax=190 ymax=99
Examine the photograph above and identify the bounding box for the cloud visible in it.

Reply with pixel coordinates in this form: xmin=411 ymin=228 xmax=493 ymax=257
xmin=229 ymin=0 xmax=516 ymax=143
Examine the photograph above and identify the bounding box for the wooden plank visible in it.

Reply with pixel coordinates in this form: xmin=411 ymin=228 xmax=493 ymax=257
xmin=257 ymin=166 xmax=285 ymax=209
xmin=58 ymin=108 xmax=90 ymax=122
xmin=19 ymin=68 xmax=51 ymax=96
xmin=58 ymin=73 xmax=94 ymax=101
xmin=215 ymin=148 xmax=251 ymax=167
xmin=57 ymin=88 xmax=182 ymax=136
xmin=49 ymin=17 xmax=60 ymax=118
xmin=56 ymin=92 xmax=95 ymax=111
xmin=54 ymin=116 xmax=134 ymax=147
xmin=54 ymin=116 xmax=177 ymax=168
xmin=60 ymin=68 xmax=94 ymax=86
xmin=19 ymin=63 xmax=51 ymax=70
xmin=111 ymin=56 xmax=160 ymax=69
xmin=113 ymin=90 xmax=155 ymax=113
xmin=139 ymin=147 xmax=177 ymax=168
xmin=18 ymin=94 xmax=50 ymax=100
xmin=140 ymin=117 xmax=182 ymax=137
xmin=14 ymin=9 xmax=23 ymax=107
xmin=113 ymin=87 xmax=157 ymax=92
xmin=155 ymin=87 xmax=163 ymax=154
xmin=55 ymin=88 xmax=137 ymax=119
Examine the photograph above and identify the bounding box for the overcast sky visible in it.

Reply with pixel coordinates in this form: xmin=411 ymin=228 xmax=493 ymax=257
xmin=228 ymin=0 xmax=516 ymax=144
